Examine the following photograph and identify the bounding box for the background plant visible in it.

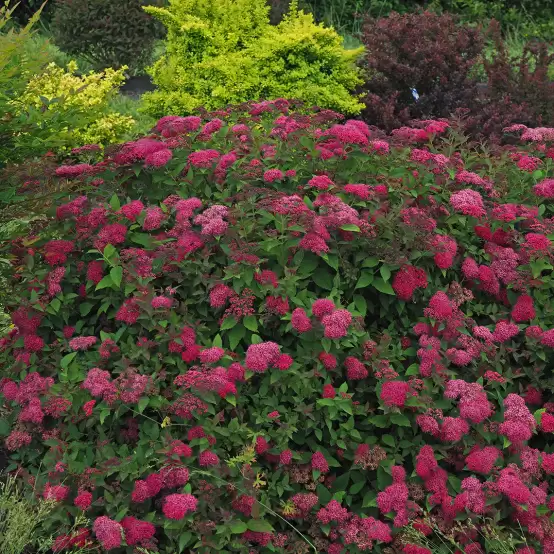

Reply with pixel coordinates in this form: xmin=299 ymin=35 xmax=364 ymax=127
xmin=11 ymin=61 xmax=137 ymax=149
xmin=0 ymin=474 xmax=55 ymax=554
xmin=359 ymin=11 xmax=554 ymax=141
xmin=51 ymin=0 xmax=163 ymax=73
xmin=360 ymin=10 xmax=484 ymax=132
xmin=142 ymin=0 xmax=364 ymax=117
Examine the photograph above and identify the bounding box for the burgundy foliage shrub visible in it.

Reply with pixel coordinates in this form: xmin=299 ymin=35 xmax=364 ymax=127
xmin=361 ymin=13 xmax=554 ymax=142
xmin=478 ymin=22 xmax=554 ymax=137
xmin=360 ymin=11 xmax=484 ymax=132
xmin=2 ymin=101 xmax=554 ymax=553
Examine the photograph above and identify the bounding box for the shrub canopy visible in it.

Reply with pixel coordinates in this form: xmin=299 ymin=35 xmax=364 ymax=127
xmin=2 ymin=102 xmax=554 ymax=553
xmin=142 ymin=0 xmax=364 ymax=117
xmin=11 ymin=62 xmax=135 ymax=149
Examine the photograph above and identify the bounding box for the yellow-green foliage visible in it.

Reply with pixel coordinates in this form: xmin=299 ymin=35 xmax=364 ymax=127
xmin=142 ymin=0 xmax=364 ymax=117
xmin=12 ymin=61 xmax=135 ymax=148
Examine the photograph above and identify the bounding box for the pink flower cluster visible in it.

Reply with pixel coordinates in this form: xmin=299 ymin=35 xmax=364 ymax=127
xmin=499 ymin=394 xmax=536 ymax=443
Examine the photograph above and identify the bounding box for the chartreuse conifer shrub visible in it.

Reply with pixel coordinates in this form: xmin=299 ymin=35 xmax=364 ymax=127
xmin=142 ymin=0 xmax=364 ymax=117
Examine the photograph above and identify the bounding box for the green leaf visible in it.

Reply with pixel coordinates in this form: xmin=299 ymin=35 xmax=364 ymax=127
xmin=353 ymin=295 xmax=367 ymax=316
xmin=230 ymin=521 xmax=248 ymax=534
xmin=317 ymin=484 xmax=332 ymax=505
xmin=99 ymin=409 xmax=110 ymax=425
xmin=228 ymin=324 xmax=246 ymax=350
xmin=340 ymin=224 xmax=360 ymax=232
xmin=331 ymin=472 xmax=350 ymax=493
xmin=530 ymin=259 xmax=553 ymax=278
xmin=297 ymin=253 xmax=319 ymax=276
xmin=313 ymin=268 xmax=334 ymax=290
xmin=247 ymin=520 xmax=274 ymax=532
xmin=137 ymin=397 xmax=149 ymax=414
xmin=178 ymin=532 xmax=192 ymax=552
xmin=130 ymin=233 xmax=154 ymax=248
xmin=379 ymin=265 xmax=391 ymax=282
xmin=362 ymin=257 xmax=379 ymax=268
xmin=213 ymin=334 xmax=223 ymax=348
xmin=226 ymin=395 xmax=237 ymax=406
xmin=109 ymin=194 xmax=121 ymax=211
xmin=61 ymin=352 xmax=77 ymax=369
xmin=362 ymin=492 xmax=377 ymax=508
xmin=534 ymin=408 xmax=546 ymax=426
xmin=370 ymin=415 xmax=389 ymax=428
xmin=220 ymin=317 xmax=237 ymax=331
xmin=103 ymin=244 xmax=116 ymax=260
xmin=0 ymin=419 xmax=10 ymax=436
xmin=95 ymin=274 xmax=113 ymax=290
xmin=372 ymin=278 xmax=395 ymax=295
xmin=382 ymin=434 xmax=395 ymax=447
xmin=405 ymin=364 xmax=419 ymax=376
xmin=377 ymin=465 xmax=392 ymax=490
xmin=323 ymin=254 xmax=339 ymax=270
xmin=355 ymin=271 xmax=373 ymax=290
xmin=251 ymin=334 xmax=263 ymax=345
xmin=110 ymin=266 xmax=123 ymax=288
xmin=79 ymin=302 xmax=94 ymax=316
xmin=390 ymin=413 xmax=411 ymax=427
xmin=243 ymin=315 xmax=258 ymax=332
xmin=349 ymin=481 xmax=365 ymax=495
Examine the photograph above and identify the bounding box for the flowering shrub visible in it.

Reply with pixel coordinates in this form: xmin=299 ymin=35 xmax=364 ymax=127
xmin=142 ymin=0 xmax=363 ymax=117
xmin=2 ymin=101 xmax=554 ymax=553
xmin=11 ymin=61 xmax=136 ymax=149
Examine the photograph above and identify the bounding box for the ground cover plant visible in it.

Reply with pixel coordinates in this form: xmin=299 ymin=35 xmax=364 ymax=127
xmin=2 ymin=99 xmax=554 ymax=553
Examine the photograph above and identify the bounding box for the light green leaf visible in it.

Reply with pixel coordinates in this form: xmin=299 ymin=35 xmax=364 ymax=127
xmin=228 ymin=324 xmax=245 ymax=351
xmin=355 ymin=271 xmax=373 ymax=290
xmin=61 ymin=352 xmax=77 ymax=369
xmin=243 ymin=315 xmax=258 ymax=332
xmin=220 ymin=317 xmax=237 ymax=331
xmin=340 ymin=224 xmax=360 ymax=232
xmin=95 ymin=274 xmax=113 ymax=290
xmin=380 ymin=265 xmax=391 ymax=282
xmin=230 ymin=521 xmax=248 ymax=534
xmin=362 ymin=257 xmax=379 ymax=268
xmin=110 ymin=266 xmax=123 ymax=288
xmin=372 ymin=278 xmax=395 ymax=295
xmin=109 ymin=194 xmax=121 ymax=211
xmin=390 ymin=413 xmax=411 ymax=427
xmin=247 ymin=520 xmax=274 ymax=532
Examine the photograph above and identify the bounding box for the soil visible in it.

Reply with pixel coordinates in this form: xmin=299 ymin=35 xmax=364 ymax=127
xmin=120 ymin=75 xmax=156 ymax=98
xmin=0 ymin=447 xmax=8 ymax=472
